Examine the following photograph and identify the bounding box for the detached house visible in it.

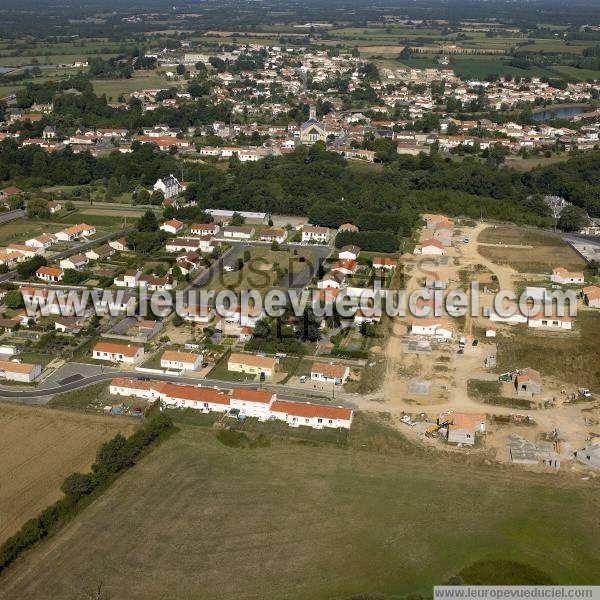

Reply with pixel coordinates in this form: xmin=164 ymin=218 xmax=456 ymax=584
xmin=310 ymin=362 xmax=350 ymax=385
xmin=36 ymin=266 xmax=64 ymax=282
xmin=228 ymin=352 xmax=277 ymax=379
xmin=153 ymin=174 xmax=183 ymax=199
xmin=410 ymin=317 xmax=453 ymax=339
xmin=191 ymin=223 xmax=219 ymax=236
xmin=59 ymin=254 xmax=88 ymax=270
xmin=92 ymin=342 xmax=144 ymax=364
xmin=550 ymin=266 xmax=584 ymax=285
xmin=160 ymin=219 xmax=185 ymax=235
xmin=160 ymin=350 xmax=203 ymax=371
xmin=439 ymin=412 xmax=486 ymax=446
xmin=260 ymin=228 xmax=287 ymax=243
xmin=582 ymin=285 xmax=600 ymax=308
xmin=0 ymin=360 xmax=42 ymax=383
xmin=302 ymin=225 xmax=330 ymax=244
xmin=56 ymin=223 xmax=96 ymax=242
xmin=418 ymin=239 xmax=445 ymax=255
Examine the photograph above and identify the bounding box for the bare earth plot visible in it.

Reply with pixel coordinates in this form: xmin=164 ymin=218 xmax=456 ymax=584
xmin=0 ymin=402 xmax=136 ymax=544
xmin=477 ymin=226 xmax=586 ymax=273
xmin=1 ymin=426 xmax=599 ymax=600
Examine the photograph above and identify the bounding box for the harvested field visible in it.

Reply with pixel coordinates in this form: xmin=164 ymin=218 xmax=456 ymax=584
xmin=477 ymin=226 xmax=586 ymax=273
xmin=0 ymin=402 xmax=136 ymax=544
xmin=0 ymin=422 xmax=598 ymax=599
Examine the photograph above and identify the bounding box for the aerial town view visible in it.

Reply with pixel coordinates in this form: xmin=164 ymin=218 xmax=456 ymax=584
xmin=0 ymin=0 xmax=599 ymax=598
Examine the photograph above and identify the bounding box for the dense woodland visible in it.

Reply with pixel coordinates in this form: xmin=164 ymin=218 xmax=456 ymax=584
xmin=4 ymin=134 xmax=600 ymax=232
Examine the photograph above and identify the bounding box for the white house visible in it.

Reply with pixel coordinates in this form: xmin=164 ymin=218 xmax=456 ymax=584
xmin=36 ymin=266 xmax=64 ymax=282
xmin=160 ymin=219 xmax=185 ymax=235
xmin=310 ymin=362 xmax=350 ymax=385
xmin=0 ymin=360 xmax=42 ymax=383
xmin=229 ymin=388 xmax=275 ymax=420
xmin=302 ymin=225 xmax=330 ymax=244
xmin=191 ymin=223 xmax=219 ymax=236
xmin=153 ymin=174 xmax=183 ymax=199
xmin=410 ymin=317 xmax=453 ymax=339
xmin=25 ymin=233 xmax=57 ymax=250
xmin=550 ymin=267 xmax=584 ymax=285
xmin=85 ymin=244 xmax=114 ymax=261
xmin=373 ymin=256 xmax=397 ymax=270
xmin=269 ymin=400 xmax=353 ymax=429
xmin=528 ymin=308 xmax=572 ymax=330
xmin=92 ymin=342 xmax=144 ymax=364
xmin=109 ymin=377 xmax=166 ymax=402
xmin=418 ymin=239 xmax=445 ymax=255
xmin=55 ymin=223 xmax=96 ymax=242
xmin=114 ymin=269 xmax=141 ymax=287
xmin=165 ymin=237 xmax=206 ymax=253
xmin=222 ymin=226 xmax=254 ymax=240
xmin=318 ymin=271 xmax=345 ymax=289
xmin=338 ymin=245 xmax=360 ymax=261
xmin=160 ymin=350 xmax=203 ymax=371
xmin=160 ymin=383 xmax=230 ymax=412
xmin=582 ymin=285 xmax=600 ymax=308
xmin=260 ymin=228 xmax=287 ymax=243
xmin=59 ymin=254 xmax=88 ymax=270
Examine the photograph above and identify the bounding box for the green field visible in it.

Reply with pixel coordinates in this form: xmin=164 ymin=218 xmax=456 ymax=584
xmin=91 ymin=72 xmax=173 ymax=99
xmin=0 ymin=418 xmax=598 ymax=600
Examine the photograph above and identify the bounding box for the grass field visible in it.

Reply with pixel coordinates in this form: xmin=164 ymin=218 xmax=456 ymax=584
xmin=0 ymin=420 xmax=598 ymax=599
xmin=0 ymin=220 xmax=61 ymax=245
xmin=477 ymin=226 xmax=586 ymax=273
xmin=57 ymin=211 xmax=129 ymax=227
xmin=497 ymin=311 xmax=600 ymax=390
xmin=0 ymin=402 xmax=135 ymax=544
xmin=91 ymin=71 xmax=173 ymax=99
xmin=206 ymin=247 xmax=317 ymax=292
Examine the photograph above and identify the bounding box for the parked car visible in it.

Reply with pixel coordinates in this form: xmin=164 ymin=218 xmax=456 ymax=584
xmin=472 ymin=339 xmax=479 ymax=347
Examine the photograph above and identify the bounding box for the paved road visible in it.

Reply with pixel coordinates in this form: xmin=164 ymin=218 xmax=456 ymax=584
xmin=0 ymin=209 xmax=25 ymax=224
xmin=0 ymin=367 xmax=356 ymax=407
xmin=0 ymin=227 xmax=133 ymax=284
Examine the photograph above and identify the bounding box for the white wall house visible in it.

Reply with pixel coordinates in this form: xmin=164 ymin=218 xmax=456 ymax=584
xmin=108 ymin=379 xmax=354 ymax=431
xmin=160 ymin=219 xmax=185 ymax=235
xmin=310 ymin=362 xmax=350 ymax=385
xmin=160 ymin=350 xmax=203 ymax=371
xmin=269 ymin=400 xmax=353 ymax=429
xmin=191 ymin=223 xmax=219 ymax=236
xmin=302 ymin=225 xmax=330 ymax=244
xmin=36 ymin=266 xmax=64 ymax=282
xmin=153 ymin=174 xmax=183 ymax=199
xmin=229 ymin=388 xmax=275 ymax=420
xmin=550 ymin=267 xmax=584 ymax=285
xmin=411 ymin=318 xmax=453 ymax=339
xmin=92 ymin=342 xmax=144 ymax=364
xmin=0 ymin=360 xmax=42 ymax=382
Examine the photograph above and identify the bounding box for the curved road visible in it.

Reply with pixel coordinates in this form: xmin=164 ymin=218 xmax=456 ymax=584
xmin=0 ymin=370 xmax=355 ymax=406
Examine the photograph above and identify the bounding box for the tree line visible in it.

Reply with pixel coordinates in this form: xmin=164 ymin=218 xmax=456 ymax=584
xmin=0 ymin=412 xmax=174 ymax=575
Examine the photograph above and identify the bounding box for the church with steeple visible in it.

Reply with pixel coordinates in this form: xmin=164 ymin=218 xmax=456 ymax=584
xmin=299 ymin=105 xmax=327 ymax=145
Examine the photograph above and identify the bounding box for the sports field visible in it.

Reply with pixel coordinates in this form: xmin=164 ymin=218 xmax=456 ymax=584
xmin=1 ymin=419 xmax=598 ymax=599
xmin=0 ymin=402 xmax=136 ymax=544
